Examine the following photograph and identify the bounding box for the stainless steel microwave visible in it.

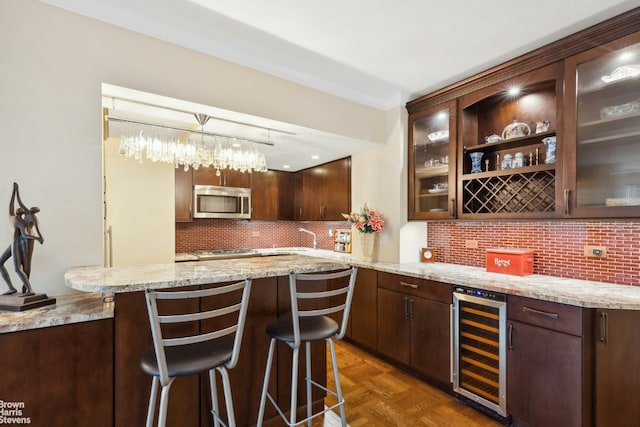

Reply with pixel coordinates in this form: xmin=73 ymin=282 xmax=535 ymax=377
xmin=193 ymin=185 xmax=251 ymax=219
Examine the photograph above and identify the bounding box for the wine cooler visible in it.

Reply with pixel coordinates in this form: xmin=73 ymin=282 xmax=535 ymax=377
xmin=452 ymin=286 xmax=508 ymax=420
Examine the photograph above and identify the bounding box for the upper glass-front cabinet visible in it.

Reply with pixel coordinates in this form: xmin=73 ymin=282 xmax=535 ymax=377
xmin=408 ymin=100 xmax=457 ymax=219
xmin=565 ymin=32 xmax=640 ymax=217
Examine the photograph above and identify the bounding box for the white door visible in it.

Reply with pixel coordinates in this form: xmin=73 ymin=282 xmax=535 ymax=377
xmin=103 ymin=137 xmax=175 ymax=267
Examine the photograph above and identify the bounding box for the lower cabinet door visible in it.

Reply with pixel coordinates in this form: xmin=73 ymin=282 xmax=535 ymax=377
xmin=507 ymin=320 xmax=584 ymax=427
xmin=410 ymin=296 xmax=451 ymax=388
xmin=348 ymin=268 xmax=377 ymax=350
xmin=377 ymin=288 xmax=410 ymax=365
xmin=594 ymin=309 xmax=640 ymax=427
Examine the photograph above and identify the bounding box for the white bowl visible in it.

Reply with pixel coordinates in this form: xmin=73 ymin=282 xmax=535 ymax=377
xmin=427 ymin=130 xmax=449 ymax=142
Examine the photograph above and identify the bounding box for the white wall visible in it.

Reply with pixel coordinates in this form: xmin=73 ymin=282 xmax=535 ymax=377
xmin=351 ymin=106 xmax=409 ymax=263
xmin=0 ymin=0 xmax=387 ymax=296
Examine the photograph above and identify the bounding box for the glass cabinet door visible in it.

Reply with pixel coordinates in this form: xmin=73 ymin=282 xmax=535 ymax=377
xmin=408 ymin=100 xmax=456 ymax=219
xmin=565 ymin=32 xmax=640 ymax=217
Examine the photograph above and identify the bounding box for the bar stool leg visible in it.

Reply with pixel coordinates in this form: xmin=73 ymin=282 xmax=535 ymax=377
xmin=157 ymin=379 xmax=174 ymax=427
xmin=218 ymin=367 xmax=236 ymax=427
xmin=146 ymin=377 xmax=160 ymax=427
xmin=209 ymin=370 xmax=220 ymax=427
xmin=305 ymin=341 xmax=312 ymax=427
xmin=327 ymin=338 xmax=347 ymax=427
xmin=257 ymin=338 xmax=276 ymax=426
xmin=289 ymin=345 xmax=300 ymax=426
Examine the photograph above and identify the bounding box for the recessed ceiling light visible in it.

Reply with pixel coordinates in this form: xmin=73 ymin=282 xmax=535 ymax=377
xmin=508 ymin=86 xmax=521 ymax=96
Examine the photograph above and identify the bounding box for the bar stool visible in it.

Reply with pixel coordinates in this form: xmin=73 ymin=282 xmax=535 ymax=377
xmin=256 ymin=267 xmax=357 ymax=427
xmin=140 ymin=278 xmax=252 ymax=427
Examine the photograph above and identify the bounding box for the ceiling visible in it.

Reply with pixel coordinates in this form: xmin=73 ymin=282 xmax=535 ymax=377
xmin=46 ymin=0 xmax=640 ymax=170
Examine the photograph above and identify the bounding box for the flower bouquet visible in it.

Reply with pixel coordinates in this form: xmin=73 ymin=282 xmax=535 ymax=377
xmin=343 ymin=204 xmax=384 ymax=261
xmin=342 ymin=204 xmax=384 ymax=233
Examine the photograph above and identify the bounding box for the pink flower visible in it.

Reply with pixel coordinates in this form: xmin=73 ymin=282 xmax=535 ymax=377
xmin=343 ymin=204 xmax=385 ymax=233
xmin=368 ymin=217 xmax=384 ymax=231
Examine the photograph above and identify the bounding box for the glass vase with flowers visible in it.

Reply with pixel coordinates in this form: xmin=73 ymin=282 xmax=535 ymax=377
xmin=342 ymin=204 xmax=384 ymax=261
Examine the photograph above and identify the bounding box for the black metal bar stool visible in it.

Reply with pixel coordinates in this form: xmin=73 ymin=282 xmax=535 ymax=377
xmin=256 ymin=267 xmax=357 ymax=427
xmin=140 ymin=278 xmax=252 ymax=427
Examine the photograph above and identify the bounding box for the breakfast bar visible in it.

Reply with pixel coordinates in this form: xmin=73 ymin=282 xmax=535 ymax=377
xmin=64 ymin=253 xmax=352 ymax=427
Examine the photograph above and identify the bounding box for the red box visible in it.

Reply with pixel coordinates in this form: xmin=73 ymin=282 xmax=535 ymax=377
xmin=486 ymin=248 xmax=534 ymax=276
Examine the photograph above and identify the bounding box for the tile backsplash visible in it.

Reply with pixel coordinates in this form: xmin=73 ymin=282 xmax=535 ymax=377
xmin=177 ymin=219 xmax=639 ymax=286
xmin=176 ymin=219 xmax=345 ymax=253
xmin=428 ymin=220 xmax=640 ymax=286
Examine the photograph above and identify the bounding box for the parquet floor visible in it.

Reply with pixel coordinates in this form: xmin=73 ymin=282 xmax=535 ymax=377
xmin=319 ymin=340 xmax=503 ymax=427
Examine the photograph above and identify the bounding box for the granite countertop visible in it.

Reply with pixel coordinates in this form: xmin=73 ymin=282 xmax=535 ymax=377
xmin=0 ymin=292 xmax=113 ymax=333
xmin=64 ymin=253 xmax=351 ymax=293
xmin=64 ymin=247 xmax=640 ymax=310
xmin=7 ymin=247 xmax=640 ymax=334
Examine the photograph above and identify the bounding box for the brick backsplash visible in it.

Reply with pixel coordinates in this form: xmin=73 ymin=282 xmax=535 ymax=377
xmin=177 ymin=219 xmax=639 ymax=286
xmin=428 ymin=221 xmax=640 ymax=286
xmin=175 ymin=220 xmax=345 ymax=253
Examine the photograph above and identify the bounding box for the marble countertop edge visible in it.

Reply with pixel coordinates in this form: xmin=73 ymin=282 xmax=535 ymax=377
xmin=0 ymin=292 xmax=113 ymax=334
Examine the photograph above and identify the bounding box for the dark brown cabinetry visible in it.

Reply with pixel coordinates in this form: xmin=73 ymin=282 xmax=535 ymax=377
xmin=175 ymin=167 xmax=193 ymax=222
xmin=346 ymin=268 xmax=377 ymax=351
xmin=193 ymin=166 xmax=250 ymax=188
xmin=407 ymin=8 xmax=640 ymax=220
xmin=563 ymin=31 xmax=640 ymax=218
xmin=250 ymin=169 xmax=295 ymax=220
xmin=0 ymin=319 xmax=114 ymax=427
xmin=297 ymin=157 xmax=351 ymax=221
xmin=408 ymin=100 xmax=457 ymax=219
xmin=593 ymin=309 xmax=640 ymax=426
xmin=377 ymin=272 xmax=451 ymax=389
xmin=458 ymin=63 xmax=563 ymax=219
xmin=507 ymin=296 xmax=591 ymax=427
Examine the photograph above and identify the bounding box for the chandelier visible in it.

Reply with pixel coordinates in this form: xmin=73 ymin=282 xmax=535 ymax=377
xmin=115 ymin=113 xmax=269 ymax=174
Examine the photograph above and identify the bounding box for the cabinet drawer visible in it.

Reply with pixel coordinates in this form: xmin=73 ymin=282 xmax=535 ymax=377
xmin=508 ymin=295 xmax=583 ymax=336
xmin=377 ymin=272 xmax=451 ymax=304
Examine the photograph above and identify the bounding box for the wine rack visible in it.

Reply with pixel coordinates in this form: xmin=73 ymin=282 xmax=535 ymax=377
xmin=462 ymin=168 xmax=556 ymax=215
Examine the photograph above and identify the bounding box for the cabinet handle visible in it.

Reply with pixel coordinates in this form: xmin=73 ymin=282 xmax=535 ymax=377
xmin=400 ymin=281 xmax=418 ymax=289
xmin=409 ymin=299 xmax=415 ymax=319
xmin=508 ymin=323 xmax=513 ymax=350
xmin=404 ymin=297 xmax=409 ymax=318
xmin=564 ymin=188 xmax=571 ymax=215
xmin=522 ymin=306 xmax=559 ymax=319
xmin=450 ymin=198 xmax=456 ymax=218
xmin=600 ymin=311 xmax=609 ymax=343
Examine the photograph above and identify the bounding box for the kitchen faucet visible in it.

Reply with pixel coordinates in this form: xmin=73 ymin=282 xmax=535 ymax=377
xmin=298 ymin=228 xmax=317 ymax=249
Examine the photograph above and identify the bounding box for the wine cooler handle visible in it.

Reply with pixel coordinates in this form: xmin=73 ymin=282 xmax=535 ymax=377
xmin=564 ymin=188 xmax=571 ymax=215
xmin=600 ymin=311 xmax=609 ymax=343
xmin=522 ymin=306 xmax=559 ymax=319
xmin=508 ymin=323 xmax=513 ymax=350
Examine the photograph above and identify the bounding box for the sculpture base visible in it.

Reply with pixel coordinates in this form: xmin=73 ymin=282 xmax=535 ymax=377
xmin=0 ymin=293 xmax=56 ymax=312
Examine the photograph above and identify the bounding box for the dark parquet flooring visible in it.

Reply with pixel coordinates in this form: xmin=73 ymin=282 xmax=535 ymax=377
xmin=319 ymin=340 xmax=503 ymax=427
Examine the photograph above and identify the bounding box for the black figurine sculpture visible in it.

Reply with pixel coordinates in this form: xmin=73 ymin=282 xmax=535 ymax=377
xmin=0 ymin=183 xmax=44 ymax=299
